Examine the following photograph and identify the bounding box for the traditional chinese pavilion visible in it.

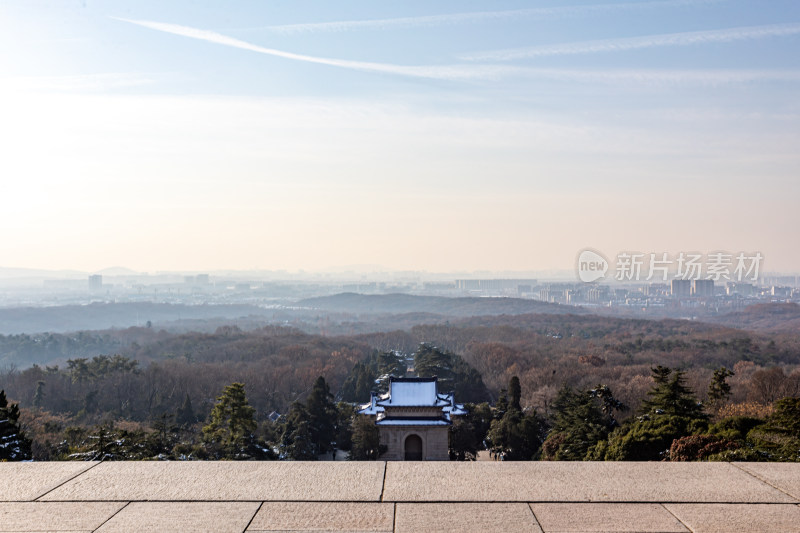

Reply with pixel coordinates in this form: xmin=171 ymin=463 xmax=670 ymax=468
xmin=358 ymin=376 xmax=467 ymax=461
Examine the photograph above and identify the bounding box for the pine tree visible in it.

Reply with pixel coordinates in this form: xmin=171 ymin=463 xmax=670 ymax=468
xmin=487 ymin=407 xmax=545 ymax=460
xmin=707 ymin=367 xmax=735 ymax=410
xmin=543 ymin=385 xmax=626 ymax=461
xmin=508 ymin=376 xmax=522 ymax=411
xmin=148 ymin=413 xmax=179 ymax=457
xmin=494 ymin=389 xmax=509 ymax=420
xmin=0 ymin=390 xmax=32 ymax=461
xmin=202 ymin=383 xmax=258 ymax=459
xmin=640 ymin=366 xmax=706 ymax=419
xmin=305 ymin=376 xmax=337 ymax=455
xmin=349 ymin=415 xmax=383 ymax=460
xmin=589 ymin=367 xmax=708 ymax=461
xmin=279 ymin=402 xmax=317 ymax=460
xmin=414 ymin=344 xmax=454 ymax=381
xmin=448 ymin=418 xmax=478 ymax=461
xmin=32 ymin=381 xmax=45 ymax=409
xmin=176 ymin=393 xmax=196 ymax=426
xmin=487 ymin=378 xmax=546 ymax=460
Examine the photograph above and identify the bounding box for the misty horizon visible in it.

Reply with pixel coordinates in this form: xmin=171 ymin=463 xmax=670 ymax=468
xmin=2 ymin=0 xmax=800 ymax=274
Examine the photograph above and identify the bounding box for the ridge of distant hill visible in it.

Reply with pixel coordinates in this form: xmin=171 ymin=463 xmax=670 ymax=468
xmin=297 ymin=292 xmax=584 ymax=317
xmin=703 ymin=302 xmax=800 ymax=333
xmin=0 ymin=266 xmax=87 ymax=280
xmin=0 ymin=302 xmax=273 ymax=335
xmin=94 ymin=266 xmax=141 ymax=276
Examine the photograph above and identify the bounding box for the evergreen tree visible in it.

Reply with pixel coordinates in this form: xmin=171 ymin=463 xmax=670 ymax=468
xmin=279 ymin=402 xmax=317 ymax=460
xmin=746 ymin=397 xmax=800 ymax=461
xmin=640 ymin=366 xmax=706 ymax=419
xmin=335 ymin=402 xmax=356 ymax=452
xmin=589 ymin=367 xmax=707 ymax=461
xmin=494 ymin=389 xmax=509 ymax=421
xmin=68 ymin=424 xmax=129 ymax=461
xmin=468 ymin=402 xmax=493 ymax=448
xmin=449 ymin=403 xmax=492 ymax=460
xmin=414 ymin=344 xmax=490 ymax=403
xmin=508 ymin=376 xmax=522 ymax=412
xmin=707 ymin=367 xmax=735 ymax=411
xmin=202 ymin=383 xmax=260 ymax=459
xmin=0 ymin=390 xmax=32 ymax=461
xmin=414 ymin=344 xmax=454 ymax=380
xmin=148 ymin=413 xmax=179 ymax=457
xmin=486 ymin=377 xmax=546 ymax=460
xmin=32 ymin=381 xmax=45 ymax=409
xmin=349 ymin=415 xmax=383 ymax=460
xmin=340 ymin=363 xmax=373 ymax=402
xmin=487 ymin=407 xmax=546 ymax=460
xmin=588 ymin=414 xmax=708 ymax=461
xmin=305 ymin=376 xmax=337 ymax=455
xmin=176 ymin=393 xmax=197 ymax=427
xmin=377 ymin=351 xmax=407 ymax=378
xmin=340 ymin=351 xmax=407 ymax=402
xmin=448 ymin=418 xmax=479 ymax=460
xmin=543 ymin=384 xmax=626 ymax=461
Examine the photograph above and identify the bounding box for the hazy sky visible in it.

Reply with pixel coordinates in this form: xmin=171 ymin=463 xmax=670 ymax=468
xmin=1 ymin=0 xmax=799 ymax=273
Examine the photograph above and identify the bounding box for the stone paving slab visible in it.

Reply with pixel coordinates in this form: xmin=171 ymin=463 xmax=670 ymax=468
xmin=247 ymin=502 xmax=394 ymax=532
xmin=529 ymin=503 xmax=689 ymax=532
xmin=95 ymin=502 xmax=260 ymax=533
xmin=0 ymin=502 xmax=125 ymax=532
xmin=382 ymin=462 xmax=796 ymax=503
xmin=39 ymin=462 xmax=385 ymax=501
xmin=0 ymin=463 xmax=96 ymax=502
xmin=734 ymin=463 xmax=800 ymax=500
xmin=664 ymin=503 xmax=800 ymax=533
xmin=395 ymin=503 xmax=541 ymax=533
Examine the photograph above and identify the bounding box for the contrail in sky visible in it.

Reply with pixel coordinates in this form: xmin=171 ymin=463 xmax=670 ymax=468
xmin=111 ymin=17 xmax=800 ymax=86
xmin=112 ymin=17 xmax=523 ymax=81
xmin=462 ymin=23 xmax=800 ymax=61
xmin=225 ymin=0 xmax=721 ymax=34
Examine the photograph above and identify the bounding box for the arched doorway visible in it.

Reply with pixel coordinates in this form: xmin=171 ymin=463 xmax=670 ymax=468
xmin=404 ymin=434 xmax=423 ymax=461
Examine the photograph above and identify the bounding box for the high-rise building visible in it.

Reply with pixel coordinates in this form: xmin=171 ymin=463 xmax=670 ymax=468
xmin=692 ymin=279 xmax=714 ymax=298
xmin=455 ymin=279 xmax=537 ymax=291
xmin=671 ymin=279 xmax=691 ymax=298
xmin=88 ymin=275 xmax=103 ymax=291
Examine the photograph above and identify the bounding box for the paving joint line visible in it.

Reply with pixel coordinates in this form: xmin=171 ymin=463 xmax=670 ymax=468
xmin=392 ymin=502 xmax=397 ymax=533
xmin=379 ymin=461 xmax=388 ymax=502
xmin=91 ymin=500 xmax=130 ymax=533
xmin=729 ymin=462 xmax=799 ymax=503
xmin=32 ymin=461 xmax=102 ymax=501
xmin=526 ymin=502 xmax=543 ymax=531
xmin=660 ymin=502 xmax=695 ymax=533
xmin=242 ymin=500 xmax=263 ymax=532
xmin=24 ymin=498 xmax=800 ymax=504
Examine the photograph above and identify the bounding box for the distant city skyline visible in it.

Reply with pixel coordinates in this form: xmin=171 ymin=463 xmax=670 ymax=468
xmin=2 ymin=1 xmax=799 ymax=273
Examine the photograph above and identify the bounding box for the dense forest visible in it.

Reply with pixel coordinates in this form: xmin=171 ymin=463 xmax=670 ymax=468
xmin=1 ymin=305 xmax=799 ymax=462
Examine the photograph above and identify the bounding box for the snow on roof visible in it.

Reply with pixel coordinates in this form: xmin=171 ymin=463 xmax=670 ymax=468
xmin=359 ymin=377 xmax=469 ymax=420
xmin=357 ymin=393 xmax=385 ymax=416
xmin=376 ymin=417 xmax=451 ymax=426
xmin=376 ymin=377 xmax=451 ymax=407
xmin=440 ymin=393 xmax=468 ymax=416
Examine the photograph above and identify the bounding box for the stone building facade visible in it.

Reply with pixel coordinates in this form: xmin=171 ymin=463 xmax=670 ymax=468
xmin=358 ymin=377 xmax=466 ymax=461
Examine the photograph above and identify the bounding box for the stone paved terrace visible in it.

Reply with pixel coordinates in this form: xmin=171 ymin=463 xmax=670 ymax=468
xmin=2 ymin=462 xmax=800 ymax=532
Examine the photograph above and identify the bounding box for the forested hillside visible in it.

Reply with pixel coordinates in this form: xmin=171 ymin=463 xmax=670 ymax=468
xmin=298 ymin=293 xmax=581 ymax=316
xmin=1 ymin=305 xmax=798 ymax=462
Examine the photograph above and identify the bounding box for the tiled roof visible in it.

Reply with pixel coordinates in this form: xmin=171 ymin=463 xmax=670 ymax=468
xmin=375 ymin=416 xmax=451 ymax=426
xmin=376 ymin=377 xmax=451 ymax=408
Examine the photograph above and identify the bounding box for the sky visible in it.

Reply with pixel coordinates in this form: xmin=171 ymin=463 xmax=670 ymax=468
xmin=1 ymin=0 xmax=799 ymax=274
